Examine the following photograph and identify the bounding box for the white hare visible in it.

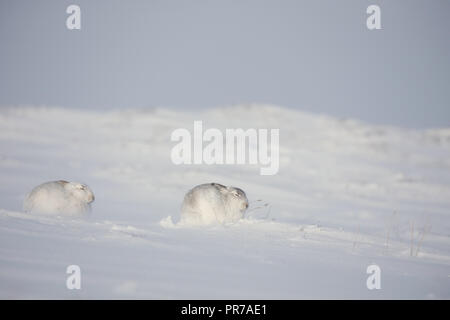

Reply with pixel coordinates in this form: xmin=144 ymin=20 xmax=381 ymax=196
xmin=181 ymin=183 xmax=249 ymax=225
xmin=23 ymin=180 xmax=95 ymax=217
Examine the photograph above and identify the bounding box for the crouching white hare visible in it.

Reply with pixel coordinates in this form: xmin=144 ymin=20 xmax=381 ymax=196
xmin=23 ymin=180 xmax=95 ymax=217
xmin=181 ymin=183 xmax=249 ymax=225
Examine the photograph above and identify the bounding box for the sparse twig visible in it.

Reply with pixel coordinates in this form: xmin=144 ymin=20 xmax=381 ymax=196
xmin=383 ymin=211 xmax=397 ymax=255
xmin=415 ymin=223 xmax=432 ymax=257
xmin=245 ymin=200 xmax=271 ymax=220
xmin=409 ymin=218 xmax=432 ymax=257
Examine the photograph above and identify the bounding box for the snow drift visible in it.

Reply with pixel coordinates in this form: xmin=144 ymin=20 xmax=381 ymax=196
xmin=0 ymin=104 xmax=449 ymax=299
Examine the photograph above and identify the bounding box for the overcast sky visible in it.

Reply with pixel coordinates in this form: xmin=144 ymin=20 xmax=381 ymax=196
xmin=0 ymin=0 xmax=449 ymax=128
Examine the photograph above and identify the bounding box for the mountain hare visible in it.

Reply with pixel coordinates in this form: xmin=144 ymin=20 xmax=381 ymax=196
xmin=181 ymin=183 xmax=249 ymax=225
xmin=23 ymin=180 xmax=95 ymax=216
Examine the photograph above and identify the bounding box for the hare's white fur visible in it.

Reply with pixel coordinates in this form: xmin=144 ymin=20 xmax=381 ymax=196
xmin=181 ymin=183 xmax=249 ymax=225
xmin=23 ymin=180 xmax=95 ymax=216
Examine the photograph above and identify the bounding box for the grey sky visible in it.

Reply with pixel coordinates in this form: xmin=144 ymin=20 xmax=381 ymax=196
xmin=0 ymin=0 xmax=449 ymax=128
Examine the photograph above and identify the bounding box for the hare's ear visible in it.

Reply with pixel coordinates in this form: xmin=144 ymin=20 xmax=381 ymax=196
xmin=212 ymin=183 xmax=228 ymax=193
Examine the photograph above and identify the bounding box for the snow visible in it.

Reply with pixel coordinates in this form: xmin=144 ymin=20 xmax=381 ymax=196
xmin=0 ymin=104 xmax=449 ymax=299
